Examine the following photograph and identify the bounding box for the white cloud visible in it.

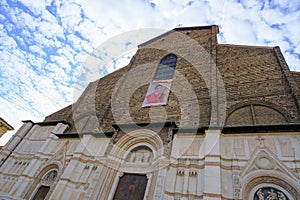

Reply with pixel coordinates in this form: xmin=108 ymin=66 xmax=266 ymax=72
xmin=20 ymin=0 xmax=46 ymax=16
xmin=59 ymin=1 xmax=83 ymax=28
xmin=270 ymin=0 xmax=300 ymax=12
xmin=285 ymin=52 xmax=300 ymax=71
xmin=254 ymin=21 xmax=283 ymax=43
xmin=222 ymin=19 xmax=257 ymax=45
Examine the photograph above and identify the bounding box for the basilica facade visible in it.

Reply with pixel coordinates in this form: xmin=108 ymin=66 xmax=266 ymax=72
xmin=0 ymin=25 xmax=300 ymax=199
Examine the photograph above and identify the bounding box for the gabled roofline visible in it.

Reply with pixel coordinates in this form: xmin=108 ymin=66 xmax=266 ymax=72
xmin=138 ymin=25 xmax=219 ymax=47
xmin=173 ymin=24 xmax=219 ymax=32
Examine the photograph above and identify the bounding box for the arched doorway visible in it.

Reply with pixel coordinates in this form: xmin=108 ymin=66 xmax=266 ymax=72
xmin=29 ymin=168 xmax=59 ymax=200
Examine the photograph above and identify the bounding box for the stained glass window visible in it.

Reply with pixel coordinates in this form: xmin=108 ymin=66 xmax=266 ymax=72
xmin=153 ymin=54 xmax=177 ymax=81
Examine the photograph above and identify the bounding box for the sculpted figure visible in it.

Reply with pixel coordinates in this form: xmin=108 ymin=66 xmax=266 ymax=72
xmin=277 ymin=191 xmax=286 ymax=200
xmin=266 ymin=189 xmax=278 ymax=200
xmin=257 ymin=188 xmax=264 ymax=200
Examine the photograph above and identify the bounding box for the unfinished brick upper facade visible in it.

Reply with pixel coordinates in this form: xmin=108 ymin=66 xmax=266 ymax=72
xmin=45 ymin=25 xmax=300 ymax=132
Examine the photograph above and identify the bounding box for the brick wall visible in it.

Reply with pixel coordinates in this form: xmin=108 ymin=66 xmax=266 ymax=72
xmin=44 ymin=26 xmax=300 ymax=132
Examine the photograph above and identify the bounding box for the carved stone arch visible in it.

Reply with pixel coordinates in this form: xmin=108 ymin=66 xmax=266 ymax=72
xmin=242 ymin=175 xmax=300 ymax=199
xmin=102 ymin=129 xmax=165 ymax=200
xmin=226 ymin=100 xmax=291 ymax=125
xmin=110 ymin=129 xmax=164 ymax=162
xmin=124 ymin=143 xmax=155 ymax=163
xmin=36 ymin=163 xmax=60 ymax=180
xmin=125 ymin=145 xmax=154 ymax=164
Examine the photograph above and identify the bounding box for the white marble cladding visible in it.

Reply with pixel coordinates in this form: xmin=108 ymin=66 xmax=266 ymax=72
xmin=0 ymin=123 xmax=299 ymax=200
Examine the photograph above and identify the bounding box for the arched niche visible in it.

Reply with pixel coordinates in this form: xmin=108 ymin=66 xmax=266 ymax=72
xmin=109 ymin=129 xmax=164 ymax=165
xmin=125 ymin=146 xmax=154 ymax=164
xmin=226 ymin=101 xmax=290 ymax=125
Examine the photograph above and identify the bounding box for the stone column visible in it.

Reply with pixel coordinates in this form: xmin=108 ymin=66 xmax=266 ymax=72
xmin=144 ymin=173 xmax=152 ymax=200
xmin=182 ymin=165 xmax=190 ymax=196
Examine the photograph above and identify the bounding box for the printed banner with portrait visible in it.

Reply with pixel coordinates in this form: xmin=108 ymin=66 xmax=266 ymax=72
xmin=142 ymin=82 xmax=171 ymax=107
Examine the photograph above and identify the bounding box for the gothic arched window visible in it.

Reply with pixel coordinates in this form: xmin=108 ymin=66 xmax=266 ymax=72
xmin=153 ymin=54 xmax=177 ymax=81
xmin=29 ymin=168 xmax=59 ymax=200
xmin=142 ymin=54 xmax=177 ymax=107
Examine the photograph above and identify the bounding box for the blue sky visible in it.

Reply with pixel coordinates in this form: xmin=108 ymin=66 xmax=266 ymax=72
xmin=0 ymin=0 xmax=300 ymax=145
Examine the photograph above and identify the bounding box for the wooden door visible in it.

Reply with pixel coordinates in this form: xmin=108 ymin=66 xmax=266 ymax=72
xmin=32 ymin=186 xmax=50 ymax=200
xmin=113 ymin=174 xmax=148 ymax=200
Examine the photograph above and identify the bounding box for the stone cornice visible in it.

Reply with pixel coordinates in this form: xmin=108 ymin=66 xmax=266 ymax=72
xmin=173 ymin=124 xmax=300 ymax=135
xmin=22 ymin=120 xmax=70 ymax=127
xmin=112 ymin=121 xmax=177 ymax=130
xmin=54 ymin=131 xmax=114 ymax=138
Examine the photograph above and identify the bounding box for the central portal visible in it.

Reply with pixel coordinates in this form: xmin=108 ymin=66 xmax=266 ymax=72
xmin=113 ymin=174 xmax=148 ymax=200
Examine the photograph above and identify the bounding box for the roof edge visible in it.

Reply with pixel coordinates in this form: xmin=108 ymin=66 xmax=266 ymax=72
xmin=219 ymin=43 xmax=276 ymax=49
xmin=173 ymin=124 xmax=300 ymax=135
xmin=0 ymin=117 xmax=14 ymax=130
xmin=112 ymin=121 xmax=178 ymax=129
xmin=54 ymin=131 xmax=114 ymax=138
xmin=22 ymin=120 xmax=70 ymax=127
xmin=138 ymin=25 xmax=218 ymax=47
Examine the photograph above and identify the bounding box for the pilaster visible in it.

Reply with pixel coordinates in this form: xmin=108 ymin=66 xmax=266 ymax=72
xmin=203 ymin=129 xmax=221 ymax=200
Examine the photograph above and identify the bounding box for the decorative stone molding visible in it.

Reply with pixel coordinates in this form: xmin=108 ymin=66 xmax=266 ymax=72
xmin=255 ymin=154 xmax=274 ymax=170
xmin=42 ymin=169 xmax=58 ymax=181
xmin=106 ymin=129 xmax=167 ymax=174
xmin=125 ymin=146 xmax=153 ymax=164
xmin=177 ymin=169 xmax=184 ymax=176
xmin=243 ymin=176 xmax=300 ymax=199
xmin=232 ymin=172 xmax=242 ymax=200
xmin=233 ymin=174 xmax=240 ymax=186
xmin=241 ymin=148 xmax=298 ymax=184
xmin=254 ymin=187 xmax=288 ymax=200
xmin=234 ymin=188 xmax=242 ymax=199
xmin=189 ymin=170 xmax=197 ymax=176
